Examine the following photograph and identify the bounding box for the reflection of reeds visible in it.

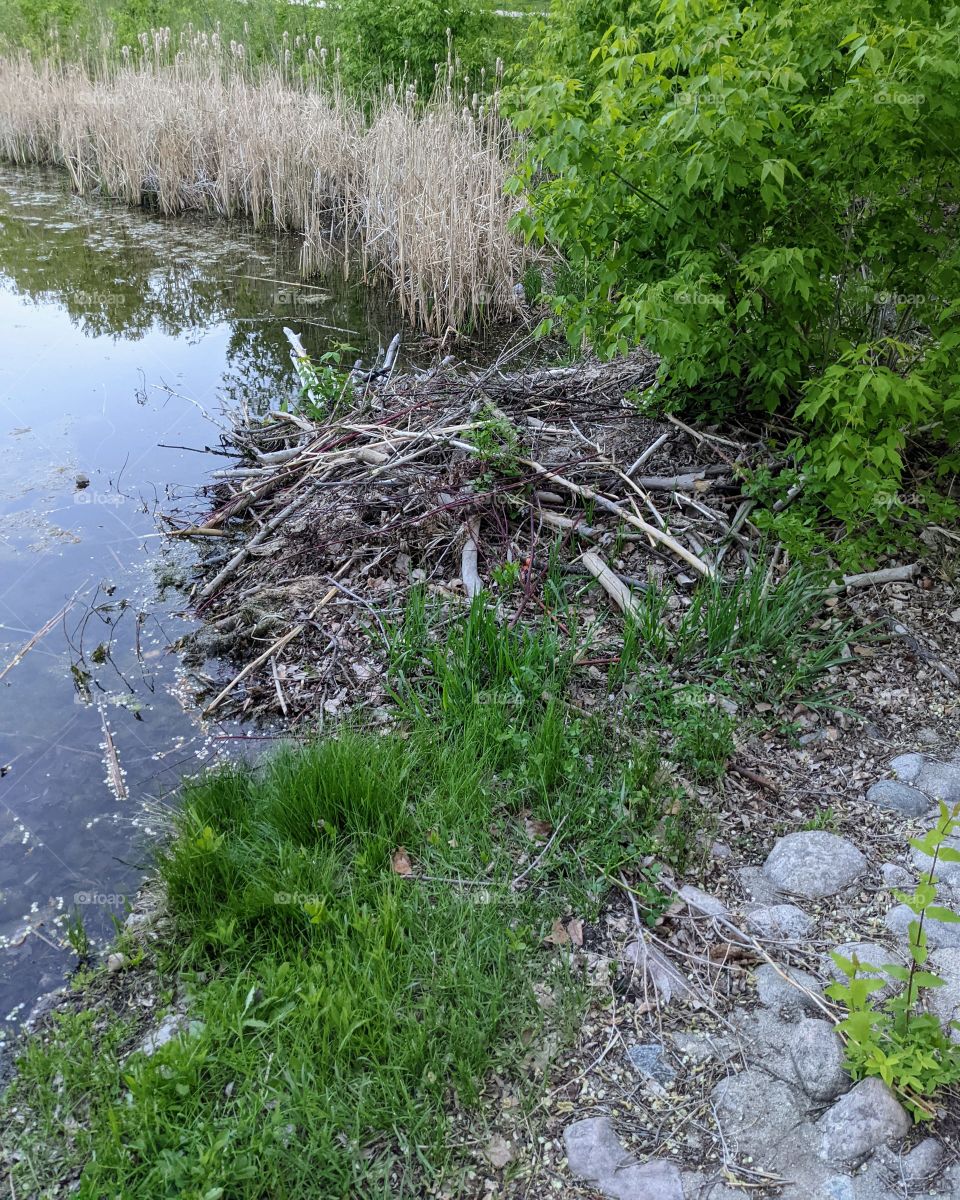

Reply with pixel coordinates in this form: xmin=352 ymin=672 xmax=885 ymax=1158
xmin=0 ymin=51 xmax=527 ymax=331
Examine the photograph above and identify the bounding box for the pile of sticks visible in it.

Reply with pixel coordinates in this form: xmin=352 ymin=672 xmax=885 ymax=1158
xmin=168 ymin=335 xmax=763 ymax=724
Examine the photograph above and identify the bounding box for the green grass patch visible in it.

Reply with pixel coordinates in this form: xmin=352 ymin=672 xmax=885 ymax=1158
xmin=1 ymin=573 xmax=857 ymax=1196
xmin=3 ymin=603 xmax=697 ymax=1198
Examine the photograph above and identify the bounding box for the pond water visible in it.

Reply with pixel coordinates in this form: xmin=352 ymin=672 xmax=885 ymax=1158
xmin=0 ymin=166 xmax=403 ymax=1039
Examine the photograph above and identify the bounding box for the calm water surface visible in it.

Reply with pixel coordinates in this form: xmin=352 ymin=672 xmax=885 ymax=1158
xmin=0 ymin=167 xmax=401 ymax=1037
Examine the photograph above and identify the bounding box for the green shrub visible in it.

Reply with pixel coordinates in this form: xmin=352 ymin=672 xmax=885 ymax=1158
xmin=827 ymin=801 xmax=960 ymax=1120
xmin=333 ymin=0 xmax=493 ymax=90
xmin=509 ymin=0 xmax=960 ymax=520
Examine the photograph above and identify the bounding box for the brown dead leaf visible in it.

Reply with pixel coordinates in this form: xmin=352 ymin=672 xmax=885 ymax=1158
xmin=545 ymin=917 xmax=583 ymax=947
xmin=522 ymin=814 xmax=553 ymax=841
xmin=391 ymin=847 xmax=414 ymax=876
xmin=484 ymin=1135 xmax=514 ymax=1169
xmin=544 ymin=919 xmax=569 ymax=946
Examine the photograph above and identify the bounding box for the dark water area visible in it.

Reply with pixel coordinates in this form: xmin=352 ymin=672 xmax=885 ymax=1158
xmin=0 ymin=166 xmax=404 ymax=1040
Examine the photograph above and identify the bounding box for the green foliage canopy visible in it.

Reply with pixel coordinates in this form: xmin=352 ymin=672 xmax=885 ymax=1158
xmin=510 ymin=0 xmax=960 ymax=519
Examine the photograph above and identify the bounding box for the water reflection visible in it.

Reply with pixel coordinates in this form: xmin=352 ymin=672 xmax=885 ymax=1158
xmin=0 ymin=166 xmax=402 ymax=1036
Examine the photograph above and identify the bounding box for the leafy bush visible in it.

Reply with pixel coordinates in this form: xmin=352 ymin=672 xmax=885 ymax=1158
xmin=510 ymin=0 xmax=960 ymax=520
xmin=334 ymin=0 xmax=493 ymax=90
xmin=827 ymin=801 xmax=960 ymax=1120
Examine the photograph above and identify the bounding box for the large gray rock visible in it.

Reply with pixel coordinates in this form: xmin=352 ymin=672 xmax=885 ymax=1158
xmin=755 ymin=963 xmax=823 ymax=1020
xmin=885 ymin=902 xmax=960 ymax=949
xmin=892 ymin=753 xmax=960 ymax=803
xmin=712 ymin=1068 xmax=805 ymax=1156
xmin=816 ymin=1077 xmax=910 ymax=1166
xmin=563 ymin=1117 xmax=683 ymax=1200
xmin=746 ymin=903 xmax=814 ymax=942
xmin=890 ymin=753 xmax=925 ymax=783
xmin=916 ymin=759 xmax=960 ymax=804
xmin=763 ymin=832 xmax=867 ymax=899
xmin=866 ymin=779 xmax=932 ymax=817
xmin=787 ymin=1019 xmax=850 ymax=1102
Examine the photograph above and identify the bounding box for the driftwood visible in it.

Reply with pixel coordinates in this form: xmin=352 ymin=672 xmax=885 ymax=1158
xmin=842 ymin=563 xmax=920 ymax=590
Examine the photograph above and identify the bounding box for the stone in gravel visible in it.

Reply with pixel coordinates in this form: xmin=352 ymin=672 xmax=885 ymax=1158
xmin=787 ymin=1018 xmax=850 ymax=1102
xmin=926 ymin=947 xmax=960 ymax=1039
xmin=886 ymin=902 xmax=960 ymax=949
xmin=762 ymin=831 xmax=866 ymax=900
xmin=816 ymin=1077 xmax=910 ymax=1166
xmin=563 ymin=1117 xmax=683 ymax=1200
xmin=918 ymin=727 xmax=940 ymax=746
xmin=678 ymin=884 xmax=728 ymax=919
xmin=746 ymin=903 xmax=814 ymax=941
xmin=901 ymin=1136 xmax=945 ymax=1182
xmin=737 ymin=866 xmax=782 ymax=904
xmin=755 ymin=963 xmax=823 ymax=1020
xmin=866 ymin=779 xmax=932 ymax=817
xmin=134 ymin=1012 xmax=187 ymax=1057
xmin=916 ymin=759 xmax=960 ymax=803
xmin=671 ymin=1031 xmax=735 ymax=1065
xmin=890 ymin=752 xmax=924 ymax=783
xmin=712 ymin=1068 xmax=805 ymax=1156
xmin=879 ymin=862 xmax=911 ymax=888
xmin=626 ymin=1042 xmax=676 ymax=1085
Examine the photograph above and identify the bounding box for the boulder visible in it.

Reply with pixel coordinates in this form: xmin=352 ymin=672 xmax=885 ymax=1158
xmin=755 ymin=963 xmax=823 ymax=1020
xmin=746 ymin=903 xmax=813 ymax=942
xmin=866 ymin=779 xmax=932 ymax=818
xmin=763 ymin=832 xmax=866 ymax=900
xmin=816 ymin=1078 xmax=910 ymax=1166
xmin=563 ymin=1117 xmax=684 ymax=1200
xmin=786 ymin=1018 xmax=850 ymax=1102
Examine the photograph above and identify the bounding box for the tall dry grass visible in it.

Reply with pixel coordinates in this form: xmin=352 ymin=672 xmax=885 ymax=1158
xmin=0 ymin=47 xmax=527 ymax=331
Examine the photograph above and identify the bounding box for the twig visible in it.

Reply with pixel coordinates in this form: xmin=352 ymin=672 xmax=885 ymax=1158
xmin=0 ymin=588 xmax=85 ymax=683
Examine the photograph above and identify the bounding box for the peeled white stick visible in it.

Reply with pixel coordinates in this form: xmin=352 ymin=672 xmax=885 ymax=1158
xmin=580 ymin=551 xmax=640 ymax=616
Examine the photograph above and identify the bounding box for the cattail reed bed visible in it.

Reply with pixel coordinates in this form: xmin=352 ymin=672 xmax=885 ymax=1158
xmin=0 ymin=51 xmax=527 ymax=331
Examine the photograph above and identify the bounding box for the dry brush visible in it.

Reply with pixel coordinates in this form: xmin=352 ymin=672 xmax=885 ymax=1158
xmin=0 ymin=46 xmax=527 ymax=331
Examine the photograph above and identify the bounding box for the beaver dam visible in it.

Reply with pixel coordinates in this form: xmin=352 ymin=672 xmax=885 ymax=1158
xmin=169 ymin=332 xmax=886 ymax=729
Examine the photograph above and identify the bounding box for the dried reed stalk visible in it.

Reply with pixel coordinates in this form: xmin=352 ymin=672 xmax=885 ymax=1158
xmin=0 ymin=49 xmax=527 ymax=332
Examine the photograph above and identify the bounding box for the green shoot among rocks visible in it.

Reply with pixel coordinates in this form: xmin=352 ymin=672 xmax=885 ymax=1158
xmin=828 ymin=801 xmax=960 ymax=1120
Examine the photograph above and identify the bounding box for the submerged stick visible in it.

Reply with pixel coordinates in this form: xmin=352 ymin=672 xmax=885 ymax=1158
xmin=0 ymin=590 xmax=84 ymax=683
